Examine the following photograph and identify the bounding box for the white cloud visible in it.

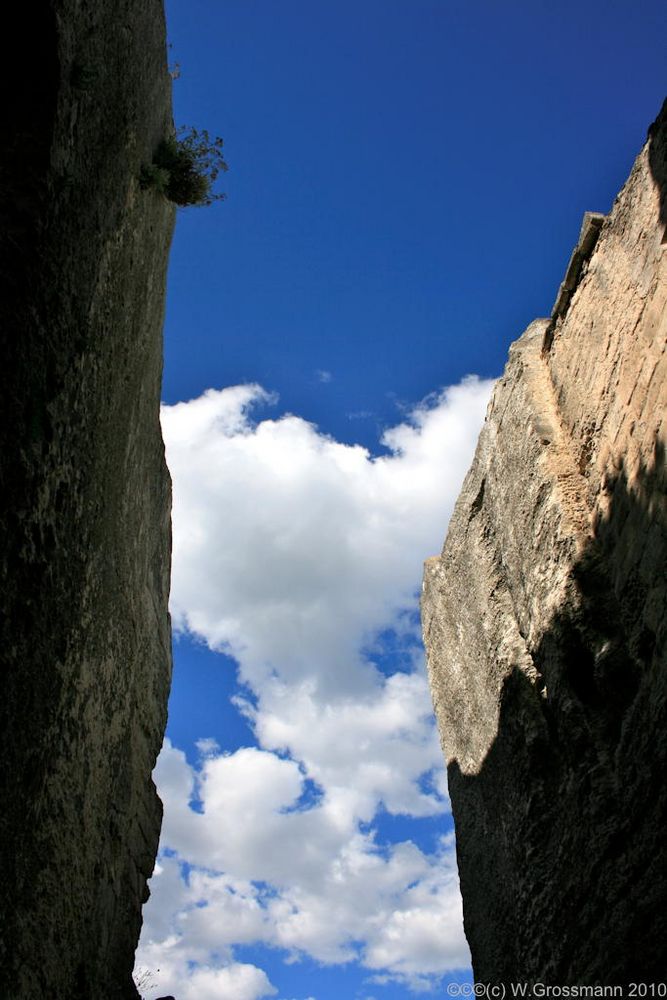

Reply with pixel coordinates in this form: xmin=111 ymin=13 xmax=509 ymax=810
xmin=140 ymin=377 xmax=491 ymax=995
xmin=138 ymin=747 xmax=470 ymax=991
xmin=180 ymin=963 xmax=277 ymax=1000
xmin=195 ymin=736 xmax=221 ymax=757
xmin=243 ymin=668 xmax=447 ymax=822
xmin=161 ymin=376 xmax=492 ymax=697
xmin=363 ymin=836 xmax=470 ymax=982
xmin=136 ymin=927 xmax=276 ymax=1000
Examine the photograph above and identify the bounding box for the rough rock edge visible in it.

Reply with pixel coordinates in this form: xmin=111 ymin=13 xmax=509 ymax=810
xmin=0 ymin=2 xmax=174 ymax=997
xmin=422 ymin=98 xmax=667 ymax=983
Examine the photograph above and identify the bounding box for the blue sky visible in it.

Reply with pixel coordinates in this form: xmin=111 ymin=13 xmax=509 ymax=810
xmin=136 ymin=3 xmax=666 ymax=999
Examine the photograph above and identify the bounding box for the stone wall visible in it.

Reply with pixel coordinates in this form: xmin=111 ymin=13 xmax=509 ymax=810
xmin=422 ymin=99 xmax=666 ymax=983
xmin=0 ymin=3 xmax=174 ymax=997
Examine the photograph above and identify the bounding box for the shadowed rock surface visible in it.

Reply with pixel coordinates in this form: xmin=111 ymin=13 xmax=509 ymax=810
xmin=422 ymin=98 xmax=667 ymax=984
xmin=0 ymin=2 xmax=174 ymax=997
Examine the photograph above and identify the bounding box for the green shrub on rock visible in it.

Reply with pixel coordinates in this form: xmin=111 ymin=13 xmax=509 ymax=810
xmin=140 ymin=127 xmax=228 ymax=207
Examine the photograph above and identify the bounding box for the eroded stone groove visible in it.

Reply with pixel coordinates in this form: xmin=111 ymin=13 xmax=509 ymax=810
xmin=0 ymin=3 xmax=174 ymax=997
xmin=422 ymin=99 xmax=667 ymax=983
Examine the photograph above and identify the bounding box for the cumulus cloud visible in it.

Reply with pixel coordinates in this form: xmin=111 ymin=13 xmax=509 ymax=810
xmin=138 ymin=746 xmax=469 ymax=995
xmin=137 ymin=920 xmax=276 ymax=1000
xmin=182 ymin=964 xmax=277 ymax=1000
xmin=139 ymin=377 xmax=492 ymax=996
xmin=241 ymin=668 xmax=447 ymax=823
xmin=161 ymin=377 xmax=491 ymax=692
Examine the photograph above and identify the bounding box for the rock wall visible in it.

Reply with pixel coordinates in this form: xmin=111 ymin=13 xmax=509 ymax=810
xmin=0 ymin=3 xmax=174 ymax=997
xmin=422 ymin=99 xmax=667 ymax=984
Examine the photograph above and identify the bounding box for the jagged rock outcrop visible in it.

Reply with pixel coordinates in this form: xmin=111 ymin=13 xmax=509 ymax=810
xmin=422 ymin=99 xmax=667 ymax=984
xmin=0 ymin=3 xmax=174 ymax=997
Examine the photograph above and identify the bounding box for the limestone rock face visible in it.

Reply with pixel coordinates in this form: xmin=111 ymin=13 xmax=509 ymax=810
xmin=422 ymin=100 xmax=667 ymax=984
xmin=0 ymin=3 xmax=174 ymax=997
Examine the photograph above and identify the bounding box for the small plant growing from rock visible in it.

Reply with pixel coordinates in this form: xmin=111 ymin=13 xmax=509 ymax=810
xmin=140 ymin=126 xmax=228 ymax=207
xmin=133 ymin=965 xmax=156 ymax=992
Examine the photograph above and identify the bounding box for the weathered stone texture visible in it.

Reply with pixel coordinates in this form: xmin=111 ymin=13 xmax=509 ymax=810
xmin=422 ymin=99 xmax=667 ymax=984
xmin=0 ymin=3 xmax=174 ymax=997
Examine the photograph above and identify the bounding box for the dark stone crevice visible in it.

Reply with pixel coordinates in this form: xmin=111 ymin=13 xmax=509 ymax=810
xmin=0 ymin=3 xmax=174 ymax=997
xmin=449 ymin=443 xmax=667 ymax=984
